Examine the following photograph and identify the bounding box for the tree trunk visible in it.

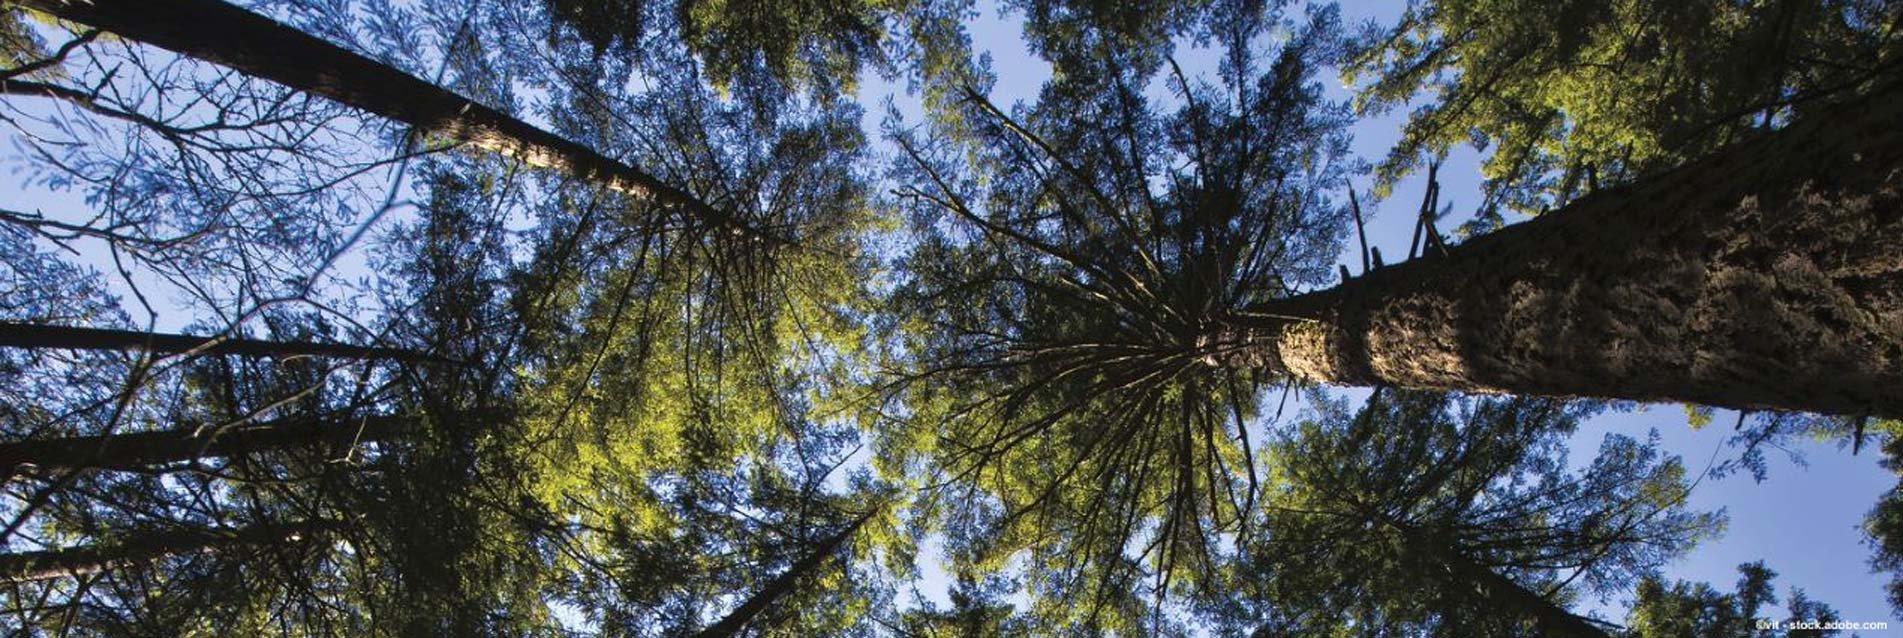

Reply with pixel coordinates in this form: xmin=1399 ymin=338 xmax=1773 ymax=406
xmin=691 ymin=507 xmax=878 ymax=638
xmin=1435 ymin=549 xmax=1613 ymax=638
xmin=0 ymin=521 xmax=329 ymax=583
xmin=1233 ymin=83 xmax=1903 ymax=418
xmin=14 ymin=0 xmax=778 ymax=244
xmin=0 ymin=321 xmax=443 ymax=362
xmin=0 ymin=415 xmax=407 ymax=475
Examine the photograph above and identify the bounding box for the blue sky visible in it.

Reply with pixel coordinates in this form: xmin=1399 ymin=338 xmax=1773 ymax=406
xmin=857 ymin=0 xmax=1903 ymax=626
xmin=6 ymin=0 xmax=1894 ymax=629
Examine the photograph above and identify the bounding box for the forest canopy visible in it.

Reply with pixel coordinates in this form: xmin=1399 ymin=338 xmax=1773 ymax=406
xmin=0 ymin=0 xmax=1900 ymax=635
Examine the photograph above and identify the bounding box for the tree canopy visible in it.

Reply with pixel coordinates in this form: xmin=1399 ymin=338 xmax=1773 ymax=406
xmin=1345 ymin=0 xmax=1903 ymax=225
xmin=0 ymin=0 xmax=1899 ymax=635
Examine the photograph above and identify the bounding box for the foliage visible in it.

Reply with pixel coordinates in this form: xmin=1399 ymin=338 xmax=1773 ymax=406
xmin=0 ymin=0 xmax=1898 ymax=635
xmin=1345 ymin=0 xmax=1903 ymax=225
xmin=882 ymin=1 xmax=1353 ymax=631
xmin=541 ymin=0 xmax=978 ymax=105
xmin=1625 ymin=561 xmax=1844 ymax=637
xmin=1202 ymin=390 xmax=1719 ymax=636
xmin=1861 ymin=421 xmax=1903 ymax=615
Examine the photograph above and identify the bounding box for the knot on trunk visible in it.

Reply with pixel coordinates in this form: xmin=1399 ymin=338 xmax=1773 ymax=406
xmin=1194 ymin=323 xmax=1278 ymax=371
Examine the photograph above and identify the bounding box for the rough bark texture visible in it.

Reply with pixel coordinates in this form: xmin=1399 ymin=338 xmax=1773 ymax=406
xmin=1241 ymin=84 xmax=1903 ymax=417
xmin=0 ymin=321 xmax=442 ymax=362
xmin=0 ymin=415 xmax=406 ymax=475
xmin=15 ymin=0 xmax=776 ymax=243
xmin=0 ymin=521 xmax=328 ymax=583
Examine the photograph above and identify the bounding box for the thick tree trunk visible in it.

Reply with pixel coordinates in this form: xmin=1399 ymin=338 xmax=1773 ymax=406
xmin=0 ymin=321 xmax=442 ymax=362
xmin=691 ymin=508 xmax=877 ymax=638
xmin=0 ymin=415 xmax=407 ymax=475
xmin=14 ymin=0 xmax=777 ymax=244
xmin=1234 ymin=84 xmax=1903 ymax=417
xmin=0 ymin=521 xmax=329 ymax=583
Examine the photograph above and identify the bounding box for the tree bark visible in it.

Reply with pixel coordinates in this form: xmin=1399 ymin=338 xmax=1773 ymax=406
xmin=0 ymin=415 xmax=407 ymax=475
xmin=14 ymin=0 xmax=780 ymax=244
xmin=0 ymin=521 xmax=330 ymax=583
xmin=1233 ymin=83 xmax=1903 ymax=418
xmin=691 ymin=507 xmax=878 ymax=638
xmin=0 ymin=321 xmax=443 ymax=362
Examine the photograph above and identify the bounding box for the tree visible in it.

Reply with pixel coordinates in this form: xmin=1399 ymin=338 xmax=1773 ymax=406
xmin=1344 ymin=0 xmax=1902 ymax=222
xmin=886 ymin=23 xmax=1901 ymax=624
xmin=2 ymin=0 xmax=900 ymax=629
xmin=885 ymin=2 xmax=1354 ymax=630
xmin=15 ymin=0 xmax=781 ymax=244
xmin=1217 ymin=80 xmax=1903 ymax=418
xmin=1 ymin=5 xmax=419 ymax=318
xmin=0 ymin=0 xmax=913 ymax=633
xmin=539 ymin=0 xmax=980 ymax=109
xmin=0 ymin=415 xmax=407 ymax=476
xmin=453 ymin=24 xmax=898 ymax=632
xmin=0 ymin=520 xmax=332 ymax=584
xmin=1861 ymin=422 xmax=1903 ymax=614
xmin=0 ymin=322 xmax=439 ymax=362
xmin=1625 ymin=561 xmax=1845 ymax=637
xmin=895 ymin=573 xmax=1034 ymax=637
xmin=1202 ymin=390 xmax=1717 ymax=637
xmin=303 ymin=159 xmax=566 ymax=637
xmin=0 ymin=153 xmax=534 ymax=634
xmin=691 ymin=504 xmax=884 ymax=638
xmin=890 ymin=0 xmax=1903 ymax=421
xmin=545 ymin=0 xmax=893 ymax=100
xmin=1009 ymin=0 xmax=1215 ymax=76
xmin=7 ymin=0 xmax=1900 ymax=633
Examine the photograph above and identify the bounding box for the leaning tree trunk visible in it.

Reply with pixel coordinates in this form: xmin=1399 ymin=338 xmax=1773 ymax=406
xmin=691 ymin=507 xmax=878 ymax=638
xmin=1434 ymin=549 xmax=1612 ymax=638
xmin=13 ymin=0 xmax=778 ymax=244
xmin=0 ymin=521 xmax=331 ymax=583
xmin=1231 ymin=82 xmax=1903 ymax=418
xmin=1393 ymin=525 xmax=1610 ymax=637
xmin=0 ymin=415 xmax=408 ymax=476
xmin=0 ymin=321 xmax=442 ymax=362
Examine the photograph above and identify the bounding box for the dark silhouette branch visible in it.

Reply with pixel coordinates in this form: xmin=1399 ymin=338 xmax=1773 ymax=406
xmin=0 ymin=520 xmax=335 ymax=583
xmin=0 ymin=322 xmax=449 ymax=363
xmin=0 ymin=415 xmax=410 ymax=476
xmin=1349 ymin=189 xmax=1371 ymax=275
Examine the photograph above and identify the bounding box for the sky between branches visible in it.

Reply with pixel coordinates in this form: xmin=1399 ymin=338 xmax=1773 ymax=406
xmin=845 ymin=1 xmax=1901 ymax=624
xmin=3 ymin=0 xmax=1894 ymax=627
